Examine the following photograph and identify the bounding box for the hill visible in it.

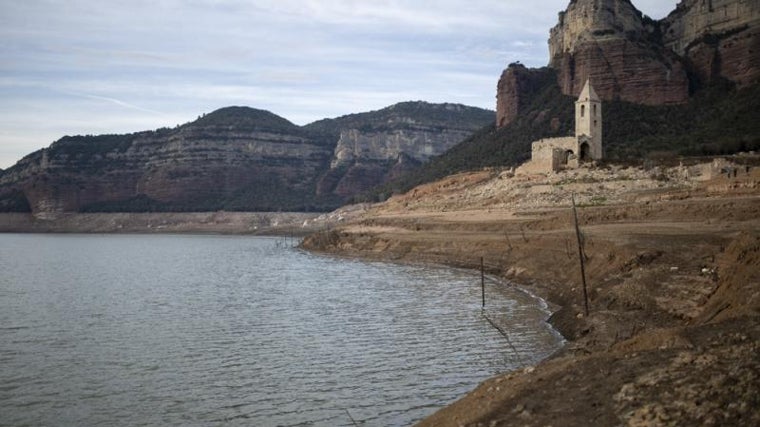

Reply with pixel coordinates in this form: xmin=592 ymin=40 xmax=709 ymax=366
xmin=361 ymin=79 xmax=760 ymax=202
xmin=0 ymin=103 xmax=493 ymax=216
xmin=301 ymin=158 xmax=760 ymax=427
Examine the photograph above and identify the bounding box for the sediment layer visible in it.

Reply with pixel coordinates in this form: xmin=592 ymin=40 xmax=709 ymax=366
xmin=301 ymin=160 xmax=760 ymax=426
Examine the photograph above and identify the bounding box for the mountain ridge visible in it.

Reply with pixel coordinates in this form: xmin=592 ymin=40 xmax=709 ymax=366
xmin=3 ymin=0 xmax=758 ymax=216
xmin=361 ymin=78 xmax=760 ymax=204
xmin=0 ymin=102 xmax=493 ymax=216
xmin=498 ymin=0 xmax=760 ymax=127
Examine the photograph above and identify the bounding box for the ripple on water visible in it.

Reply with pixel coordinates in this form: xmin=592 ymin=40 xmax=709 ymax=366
xmin=0 ymin=234 xmax=563 ymax=426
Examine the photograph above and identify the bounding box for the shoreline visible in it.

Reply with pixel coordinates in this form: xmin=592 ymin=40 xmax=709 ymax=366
xmin=3 ymin=161 xmax=759 ymax=425
xmin=0 ymin=211 xmax=331 ymax=236
xmin=299 ymin=164 xmax=760 ymax=426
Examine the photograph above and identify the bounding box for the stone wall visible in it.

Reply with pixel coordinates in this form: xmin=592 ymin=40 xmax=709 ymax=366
xmin=523 ymin=137 xmax=578 ymax=173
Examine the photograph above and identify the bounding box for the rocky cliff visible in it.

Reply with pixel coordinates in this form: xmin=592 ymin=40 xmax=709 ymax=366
xmin=662 ymin=0 xmax=760 ymax=88
xmin=495 ymin=65 xmax=559 ymax=129
xmin=306 ymin=102 xmax=493 ymax=197
xmin=0 ymin=103 xmax=492 ymax=216
xmin=496 ymin=0 xmax=760 ymax=127
xmin=1 ymin=108 xmax=332 ymax=216
xmin=549 ymin=0 xmax=690 ymax=105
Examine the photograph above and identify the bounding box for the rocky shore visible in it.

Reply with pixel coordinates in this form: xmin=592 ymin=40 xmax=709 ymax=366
xmin=301 ymin=159 xmax=760 ymax=426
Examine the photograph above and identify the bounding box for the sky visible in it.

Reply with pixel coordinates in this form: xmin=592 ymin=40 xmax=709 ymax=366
xmin=0 ymin=0 xmax=678 ymax=169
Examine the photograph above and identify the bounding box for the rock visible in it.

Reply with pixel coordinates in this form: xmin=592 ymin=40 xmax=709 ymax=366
xmin=496 ymin=0 xmax=759 ymax=118
xmin=548 ymin=0 xmax=689 ymax=105
xmin=330 ymin=125 xmax=468 ymax=169
xmin=0 ymin=103 xmax=493 ymax=214
xmin=662 ymin=0 xmax=760 ymax=88
xmin=496 ymin=64 xmax=554 ymax=128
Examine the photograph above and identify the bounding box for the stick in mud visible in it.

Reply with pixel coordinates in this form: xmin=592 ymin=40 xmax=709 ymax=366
xmin=345 ymin=409 xmax=359 ymax=426
xmin=482 ymin=313 xmax=524 ymax=366
xmin=571 ymin=194 xmax=590 ymax=317
xmin=481 ymin=257 xmax=486 ymax=309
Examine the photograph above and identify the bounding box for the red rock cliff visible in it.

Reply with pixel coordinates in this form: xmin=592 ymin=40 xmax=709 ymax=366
xmin=496 ymin=0 xmax=760 ymax=128
xmin=548 ymin=0 xmax=690 ymax=104
xmin=496 ymin=64 xmax=554 ymax=128
xmin=662 ymin=0 xmax=760 ymax=88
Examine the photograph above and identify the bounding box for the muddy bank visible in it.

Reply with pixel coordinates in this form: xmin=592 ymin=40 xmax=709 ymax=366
xmin=301 ymin=163 xmax=760 ymax=426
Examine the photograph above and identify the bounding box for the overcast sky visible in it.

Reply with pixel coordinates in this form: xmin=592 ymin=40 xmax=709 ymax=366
xmin=0 ymin=0 xmax=677 ymax=168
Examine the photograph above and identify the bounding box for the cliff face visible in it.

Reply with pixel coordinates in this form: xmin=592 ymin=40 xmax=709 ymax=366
xmin=0 ymin=104 xmax=493 ymax=215
xmin=496 ymin=0 xmax=759 ymax=128
xmin=496 ymin=65 xmax=559 ymax=128
xmin=307 ymin=102 xmax=493 ymax=197
xmin=1 ymin=109 xmax=333 ymax=215
xmin=330 ymin=127 xmax=469 ymax=169
xmin=662 ymin=0 xmax=760 ymax=87
xmin=548 ymin=0 xmax=690 ymax=104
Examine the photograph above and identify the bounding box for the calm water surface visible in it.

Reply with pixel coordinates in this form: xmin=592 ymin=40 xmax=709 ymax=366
xmin=0 ymin=234 xmax=562 ymax=426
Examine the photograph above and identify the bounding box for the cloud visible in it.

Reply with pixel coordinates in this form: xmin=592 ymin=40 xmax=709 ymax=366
xmin=0 ymin=0 xmax=679 ymax=168
xmin=60 ymin=91 xmax=169 ymax=116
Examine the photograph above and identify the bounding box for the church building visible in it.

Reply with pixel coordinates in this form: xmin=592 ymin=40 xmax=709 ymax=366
xmin=518 ymin=79 xmax=603 ymax=174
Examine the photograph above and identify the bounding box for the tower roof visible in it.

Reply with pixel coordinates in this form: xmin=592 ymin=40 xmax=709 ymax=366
xmin=578 ymin=79 xmax=600 ymax=102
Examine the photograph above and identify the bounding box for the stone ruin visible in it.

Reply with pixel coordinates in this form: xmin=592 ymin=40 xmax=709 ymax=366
xmin=518 ymin=79 xmax=602 ymax=174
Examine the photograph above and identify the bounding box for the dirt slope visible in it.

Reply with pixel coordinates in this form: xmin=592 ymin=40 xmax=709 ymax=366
xmin=302 ymin=159 xmax=760 ymax=426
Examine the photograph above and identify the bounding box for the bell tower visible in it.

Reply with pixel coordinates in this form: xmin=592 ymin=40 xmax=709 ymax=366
xmin=575 ymin=79 xmax=602 ymax=160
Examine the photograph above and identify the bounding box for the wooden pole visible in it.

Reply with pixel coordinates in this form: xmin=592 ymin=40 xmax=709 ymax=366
xmin=345 ymin=409 xmax=359 ymax=427
xmin=482 ymin=312 xmax=523 ymax=365
xmin=571 ymin=194 xmax=590 ymax=317
xmin=481 ymin=257 xmax=486 ymax=309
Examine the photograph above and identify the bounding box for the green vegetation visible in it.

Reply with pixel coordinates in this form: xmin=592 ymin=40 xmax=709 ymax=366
xmin=0 ymin=189 xmax=31 ymax=212
xmin=81 ymin=194 xmax=169 ymax=213
xmin=355 ymin=75 xmax=574 ymax=202
xmin=604 ymin=82 xmax=760 ymax=160
xmin=304 ymin=101 xmax=493 ymax=139
xmin=357 ymin=80 xmax=760 ymax=203
xmin=2 ymin=86 xmax=757 ymax=213
xmin=188 ymin=106 xmax=304 ymax=135
xmin=48 ymin=133 xmax=135 ymax=157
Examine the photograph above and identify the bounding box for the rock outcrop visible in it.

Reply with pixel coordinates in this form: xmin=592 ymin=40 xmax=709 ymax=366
xmin=496 ymin=65 xmax=557 ymax=127
xmin=496 ymin=0 xmax=760 ymax=128
xmin=330 ymin=127 xmax=465 ymax=169
xmin=307 ymin=102 xmax=493 ymax=198
xmin=2 ymin=108 xmax=333 ymax=215
xmin=0 ymin=103 xmax=493 ymax=216
xmin=548 ymin=0 xmax=690 ymax=105
xmin=662 ymin=0 xmax=760 ymax=88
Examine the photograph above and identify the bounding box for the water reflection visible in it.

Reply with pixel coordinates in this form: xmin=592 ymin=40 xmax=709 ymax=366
xmin=0 ymin=234 xmax=562 ymax=426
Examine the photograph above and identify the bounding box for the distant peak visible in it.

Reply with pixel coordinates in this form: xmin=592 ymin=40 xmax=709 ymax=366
xmin=190 ymin=106 xmax=298 ymax=132
xmin=385 ymin=101 xmax=490 ymax=113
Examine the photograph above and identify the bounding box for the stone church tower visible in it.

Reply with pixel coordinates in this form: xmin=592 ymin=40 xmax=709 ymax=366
xmin=517 ymin=79 xmax=604 ymax=174
xmin=574 ymin=79 xmax=602 ymax=161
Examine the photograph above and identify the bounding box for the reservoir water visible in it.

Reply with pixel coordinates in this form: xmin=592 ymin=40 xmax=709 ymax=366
xmin=0 ymin=234 xmax=563 ymax=426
